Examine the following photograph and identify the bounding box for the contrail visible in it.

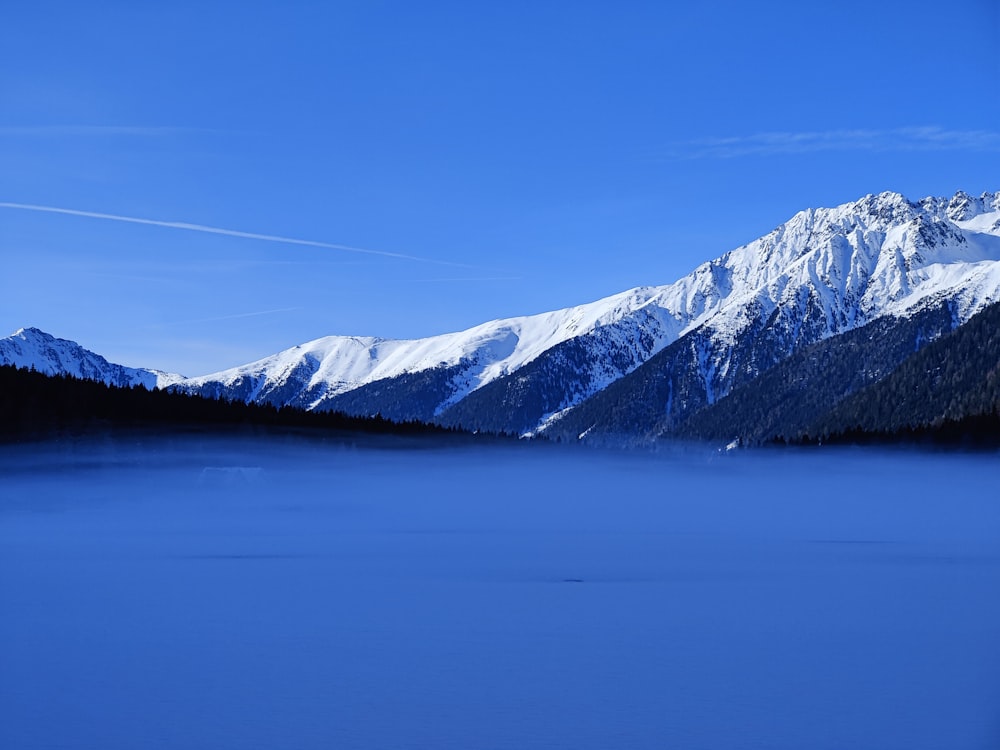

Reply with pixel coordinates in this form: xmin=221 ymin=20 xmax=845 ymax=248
xmin=0 ymin=202 xmax=474 ymax=268
xmin=156 ymin=306 xmax=303 ymax=327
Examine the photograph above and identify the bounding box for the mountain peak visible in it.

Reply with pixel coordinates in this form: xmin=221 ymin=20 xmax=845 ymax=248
xmin=1 ymin=328 xmax=183 ymax=389
xmin=943 ymin=189 xmax=1000 ymax=222
xmin=11 ymin=326 xmax=52 ymax=339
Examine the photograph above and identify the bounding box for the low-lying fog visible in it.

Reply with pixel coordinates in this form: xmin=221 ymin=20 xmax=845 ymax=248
xmin=2 ymin=433 xmax=999 ymax=749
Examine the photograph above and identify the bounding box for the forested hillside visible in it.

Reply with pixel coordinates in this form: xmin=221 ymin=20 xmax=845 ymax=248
xmin=799 ymin=301 xmax=1000 ymax=441
xmin=675 ymin=303 xmax=957 ymax=444
xmin=0 ymin=365 xmax=458 ymax=441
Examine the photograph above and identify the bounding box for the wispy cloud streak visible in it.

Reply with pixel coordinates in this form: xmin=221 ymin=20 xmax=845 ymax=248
xmin=156 ymin=307 xmax=304 ymax=327
xmin=0 ymin=202 xmax=474 ymax=268
xmin=662 ymin=126 xmax=1000 ymax=159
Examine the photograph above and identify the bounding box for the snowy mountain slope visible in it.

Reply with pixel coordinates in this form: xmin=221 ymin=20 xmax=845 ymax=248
xmin=0 ymin=327 xmax=183 ymax=389
xmin=543 ymin=190 xmax=1000 ymax=440
xmin=658 ymin=190 xmax=1000 ymax=351
xmin=430 ymin=189 xmax=1000 ymax=436
xmin=172 ymin=190 xmax=1000 ymax=433
xmin=174 ymin=285 xmax=691 ymax=414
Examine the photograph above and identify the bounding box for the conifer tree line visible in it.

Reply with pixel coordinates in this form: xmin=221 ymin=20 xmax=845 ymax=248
xmin=0 ymin=364 xmax=460 ymax=442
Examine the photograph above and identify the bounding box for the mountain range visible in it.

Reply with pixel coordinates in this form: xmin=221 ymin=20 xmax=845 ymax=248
xmin=4 ymin=189 xmax=999 ymax=444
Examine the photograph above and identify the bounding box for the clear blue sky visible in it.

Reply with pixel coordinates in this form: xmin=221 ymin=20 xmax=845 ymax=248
xmin=2 ymin=0 xmax=998 ymax=375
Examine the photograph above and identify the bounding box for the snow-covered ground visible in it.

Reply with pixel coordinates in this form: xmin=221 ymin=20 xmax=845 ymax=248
xmin=1 ymin=436 xmax=999 ymax=749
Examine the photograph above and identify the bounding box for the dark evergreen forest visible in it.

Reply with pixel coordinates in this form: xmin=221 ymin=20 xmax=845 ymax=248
xmin=0 ymin=365 xmax=461 ymax=442
xmin=787 ymin=301 xmax=1000 ymax=447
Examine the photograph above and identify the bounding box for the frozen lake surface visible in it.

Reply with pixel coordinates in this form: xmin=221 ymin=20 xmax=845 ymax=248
xmin=2 ymin=433 xmax=999 ymax=749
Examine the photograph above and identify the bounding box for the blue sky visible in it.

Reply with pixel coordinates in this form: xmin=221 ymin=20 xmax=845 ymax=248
xmin=2 ymin=0 xmax=999 ymax=375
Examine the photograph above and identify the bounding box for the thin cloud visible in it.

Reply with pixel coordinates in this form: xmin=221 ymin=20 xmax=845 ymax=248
xmin=662 ymin=126 xmax=1000 ymax=159
xmin=0 ymin=202 xmax=476 ymax=268
xmin=156 ymin=307 xmax=303 ymax=327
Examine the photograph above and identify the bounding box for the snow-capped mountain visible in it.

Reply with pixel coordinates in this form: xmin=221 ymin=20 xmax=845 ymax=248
xmin=174 ymin=286 xmax=689 ymax=417
xmin=0 ymin=327 xmax=183 ymax=389
xmin=543 ymin=189 xmax=1000 ymax=440
xmin=9 ymin=189 xmax=1000 ymax=440
xmin=174 ymin=189 xmax=1000 ymax=435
